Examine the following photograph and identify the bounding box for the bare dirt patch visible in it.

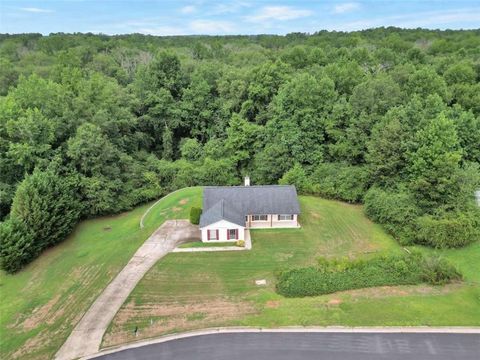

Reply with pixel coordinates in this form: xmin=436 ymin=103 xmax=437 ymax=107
xmin=179 ymin=198 xmax=189 ymax=205
xmin=265 ymin=300 xmax=281 ymax=308
xmin=10 ymin=329 xmax=53 ymax=360
xmin=103 ymin=298 xmax=256 ymax=348
xmin=327 ymin=298 xmax=342 ymax=306
xmin=172 ymin=207 xmax=182 ymax=212
xmin=11 ymin=294 xmax=62 ymax=331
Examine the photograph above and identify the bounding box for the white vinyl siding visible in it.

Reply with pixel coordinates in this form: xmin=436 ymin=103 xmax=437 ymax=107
xmin=201 ymin=220 xmax=245 ymax=242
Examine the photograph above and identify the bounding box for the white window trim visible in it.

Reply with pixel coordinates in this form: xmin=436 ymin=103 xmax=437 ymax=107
xmin=228 ymin=229 xmax=238 ymax=240
xmin=278 ymin=214 xmax=294 ymax=221
xmin=207 ymin=229 xmax=219 ymax=240
xmin=252 ymin=214 xmax=268 ymax=221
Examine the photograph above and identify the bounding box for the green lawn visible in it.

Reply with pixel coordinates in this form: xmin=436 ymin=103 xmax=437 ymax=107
xmin=2 ymin=189 xmax=478 ymax=359
xmin=0 ymin=187 xmax=202 ymax=360
xmin=103 ymin=195 xmax=479 ymax=348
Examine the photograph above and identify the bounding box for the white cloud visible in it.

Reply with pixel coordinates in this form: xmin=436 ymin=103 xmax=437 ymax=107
xmin=211 ymin=1 xmax=251 ymax=15
xmin=189 ymin=19 xmax=235 ymax=34
xmin=180 ymin=5 xmax=196 ymax=14
xmin=20 ymin=7 xmax=53 ymax=13
xmin=246 ymin=6 xmax=312 ymax=22
xmin=333 ymin=2 xmax=360 ymax=14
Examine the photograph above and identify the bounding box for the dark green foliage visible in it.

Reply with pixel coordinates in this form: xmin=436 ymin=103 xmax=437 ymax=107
xmin=310 ymin=163 xmax=369 ymax=202
xmin=279 ymin=163 xmax=310 ymax=194
xmin=276 ymin=252 xmax=461 ymax=298
xmin=0 ymin=217 xmax=35 ymax=273
xmin=364 ymin=187 xmax=419 ymax=244
xmin=0 ymin=170 xmax=81 ymax=272
xmin=1 ymin=29 xmax=480 ymax=271
xmin=10 ymin=170 xmax=81 ymax=248
xmin=415 ymin=211 xmax=480 ymax=248
xmin=189 ymin=207 xmax=202 ymax=225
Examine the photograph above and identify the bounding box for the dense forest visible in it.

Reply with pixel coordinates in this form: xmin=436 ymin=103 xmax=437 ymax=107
xmin=0 ymin=28 xmax=479 ymax=272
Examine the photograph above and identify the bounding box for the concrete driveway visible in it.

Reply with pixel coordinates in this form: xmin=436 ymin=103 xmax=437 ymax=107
xmin=55 ymin=220 xmax=200 ymax=360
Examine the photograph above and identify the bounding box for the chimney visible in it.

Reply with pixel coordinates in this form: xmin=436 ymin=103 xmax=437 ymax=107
xmin=244 ymin=176 xmax=250 ymax=186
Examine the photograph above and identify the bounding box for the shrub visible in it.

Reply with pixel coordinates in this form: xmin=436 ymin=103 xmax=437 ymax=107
xmin=415 ymin=210 xmax=480 ymax=248
xmin=279 ymin=163 xmax=311 ymax=193
xmin=0 ymin=218 xmax=36 ymax=273
xmin=0 ymin=170 xmax=81 ymax=273
xmin=236 ymin=239 xmax=245 ymax=247
xmin=11 ymin=170 xmax=81 ymax=249
xmin=363 ymin=187 xmax=419 ymax=244
xmin=310 ymin=162 xmax=369 ymax=202
xmin=189 ymin=207 xmax=202 ymax=225
xmin=276 ymin=252 xmax=461 ymax=298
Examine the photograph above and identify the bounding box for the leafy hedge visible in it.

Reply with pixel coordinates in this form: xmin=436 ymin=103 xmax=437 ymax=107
xmin=363 ymin=187 xmax=419 ymax=244
xmin=310 ymin=163 xmax=370 ymax=203
xmin=364 ymin=187 xmax=480 ymax=248
xmin=189 ymin=207 xmax=202 ymax=225
xmin=276 ymin=252 xmax=461 ymax=298
xmin=415 ymin=211 xmax=480 ymax=248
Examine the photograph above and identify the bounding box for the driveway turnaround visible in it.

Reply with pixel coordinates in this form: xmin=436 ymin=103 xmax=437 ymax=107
xmin=91 ymin=332 xmax=480 ymax=360
xmin=55 ymin=220 xmax=200 ymax=360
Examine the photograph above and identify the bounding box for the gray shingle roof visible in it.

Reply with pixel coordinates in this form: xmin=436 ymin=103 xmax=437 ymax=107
xmin=199 ymin=185 xmax=300 ymax=227
xmin=199 ymin=199 xmax=245 ymax=227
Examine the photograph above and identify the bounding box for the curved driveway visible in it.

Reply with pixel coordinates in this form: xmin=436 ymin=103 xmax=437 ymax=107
xmin=55 ymin=220 xmax=200 ymax=360
xmin=92 ymin=332 xmax=480 ymax=360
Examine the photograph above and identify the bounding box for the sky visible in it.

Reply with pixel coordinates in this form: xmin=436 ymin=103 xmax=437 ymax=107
xmin=1 ymin=1 xmax=479 ymax=35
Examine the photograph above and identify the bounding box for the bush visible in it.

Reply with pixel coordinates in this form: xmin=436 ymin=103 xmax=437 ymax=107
xmin=0 ymin=170 xmax=81 ymax=273
xmin=236 ymin=239 xmax=245 ymax=247
xmin=310 ymin=162 xmax=369 ymax=202
xmin=11 ymin=170 xmax=81 ymax=249
xmin=276 ymin=252 xmax=461 ymax=297
xmin=189 ymin=207 xmax=202 ymax=225
xmin=363 ymin=187 xmax=419 ymax=244
xmin=0 ymin=218 xmax=36 ymax=273
xmin=415 ymin=210 xmax=480 ymax=248
xmin=279 ymin=163 xmax=311 ymax=193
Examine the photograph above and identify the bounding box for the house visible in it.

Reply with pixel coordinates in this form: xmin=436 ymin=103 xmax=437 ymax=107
xmin=199 ymin=177 xmax=301 ymax=242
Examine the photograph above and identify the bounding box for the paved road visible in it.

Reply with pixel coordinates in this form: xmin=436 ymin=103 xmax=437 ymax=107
xmin=55 ymin=220 xmax=200 ymax=360
xmin=92 ymin=332 xmax=480 ymax=360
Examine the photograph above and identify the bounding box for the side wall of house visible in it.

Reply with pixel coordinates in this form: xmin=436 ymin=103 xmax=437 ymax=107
xmin=246 ymin=214 xmax=299 ymax=229
xmin=200 ymin=220 xmax=245 ymax=242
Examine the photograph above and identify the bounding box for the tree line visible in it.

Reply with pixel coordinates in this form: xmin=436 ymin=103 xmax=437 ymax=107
xmin=1 ymin=28 xmax=479 ymax=272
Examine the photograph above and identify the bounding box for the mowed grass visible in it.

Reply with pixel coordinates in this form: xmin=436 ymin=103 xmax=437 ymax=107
xmin=102 ymin=195 xmax=479 ymax=347
xmin=0 ymin=187 xmax=202 ymax=360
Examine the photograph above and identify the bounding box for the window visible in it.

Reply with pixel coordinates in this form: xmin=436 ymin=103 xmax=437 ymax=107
xmin=228 ymin=229 xmax=238 ymax=240
xmin=252 ymin=214 xmax=268 ymax=221
xmin=278 ymin=214 xmax=294 ymax=221
xmin=207 ymin=229 xmax=218 ymax=240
